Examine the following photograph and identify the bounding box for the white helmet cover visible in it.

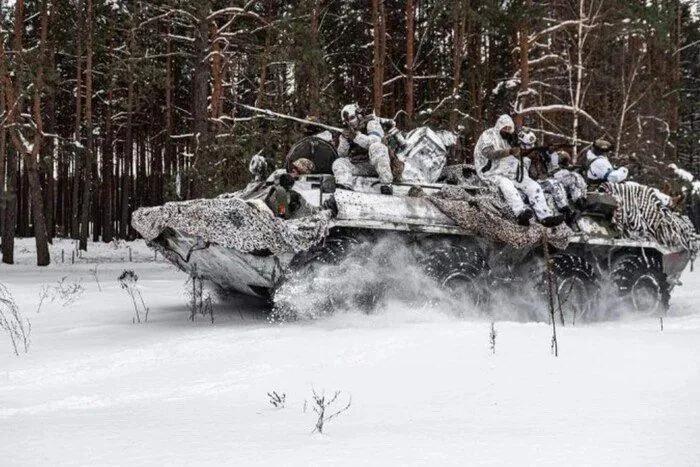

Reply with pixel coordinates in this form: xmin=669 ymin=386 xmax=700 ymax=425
xmin=341 ymin=104 xmax=360 ymax=125
xmin=518 ymin=129 xmax=536 ymax=148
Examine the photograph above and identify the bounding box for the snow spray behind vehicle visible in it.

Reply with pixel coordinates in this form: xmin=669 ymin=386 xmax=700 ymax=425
xmin=269 ymin=234 xmax=556 ymax=323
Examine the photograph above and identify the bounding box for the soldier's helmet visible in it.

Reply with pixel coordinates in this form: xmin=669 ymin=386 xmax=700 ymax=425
xmin=518 ymin=129 xmax=537 ymax=148
xmin=304 ymin=115 xmax=322 ymax=136
xmin=594 ymin=138 xmax=612 ymax=152
xmin=290 ymin=158 xmax=316 ymax=176
xmin=341 ymin=104 xmax=362 ymax=128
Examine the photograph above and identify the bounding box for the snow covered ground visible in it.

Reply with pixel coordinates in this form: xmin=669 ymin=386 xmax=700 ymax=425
xmin=1 ymin=238 xmax=699 ymax=466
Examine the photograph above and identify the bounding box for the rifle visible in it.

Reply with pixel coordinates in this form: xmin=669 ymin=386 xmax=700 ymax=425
xmin=520 ymin=143 xmax=575 ymax=158
xmin=234 ymin=103 xmax=344 ymax=134
xmin=515 ymin=143 xmax=576 ymax=183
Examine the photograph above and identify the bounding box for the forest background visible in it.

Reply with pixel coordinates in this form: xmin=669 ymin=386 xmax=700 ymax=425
xmin=0 ymin=0 xmax=698 ymax=265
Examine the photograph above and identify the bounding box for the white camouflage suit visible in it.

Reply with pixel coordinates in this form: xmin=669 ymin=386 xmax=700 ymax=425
xmin=538 ymin=152 xmax=588 ymax=210
xmin=585 ymin=149 xmax=628 ymax=183
xmin=332 ymin=117 xmax=392 ymax=187
xmin=474 ymin=115 xmax=554 ymax=220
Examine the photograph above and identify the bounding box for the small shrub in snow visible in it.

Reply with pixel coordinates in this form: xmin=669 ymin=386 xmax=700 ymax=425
xmin=489 ymin=321 xmax=497 ymax=355
xmin=90 ymin=265 xmax=102 ymax=291
xmin=118 ymin=270 xmax=149 ymax=324
xmin=36 ymin=285 xmax=51 ymax=313
xmin=542 ymin=234 xmax=559 ymax=357
xmin=53 ymin=276 xmax=85 ymax=306
xmin=311 ymin=388 xmax=351 ymax=434
xmin=186 ymin=271 xmax=214 ymax=323
xmin=267 ymin=391 xmax=286 ymax=409
xmin=0 ymin=283 xmax=31 ymax=355
xmin=35 ymin=277 xmax=86 ymax=311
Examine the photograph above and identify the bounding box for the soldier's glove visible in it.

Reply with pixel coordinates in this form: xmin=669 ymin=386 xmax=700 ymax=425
xmin=342 ymin=128 xmax=356 ymax=141
xmin=278 ymin=173 xmax=295 ymax=190
xmin=559 ymin=152 xmax=572 ymax=167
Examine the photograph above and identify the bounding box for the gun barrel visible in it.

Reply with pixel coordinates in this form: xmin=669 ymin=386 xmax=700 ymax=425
xmin=235 ymin=103 xmax=344 ymax=133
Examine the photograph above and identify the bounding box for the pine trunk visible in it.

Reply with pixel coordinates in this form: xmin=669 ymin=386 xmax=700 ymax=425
xmin=120 ymin=25 xmax=135 ymax=239
xmin=210 ymin=22 xmax=223 ymax=130
xmin=192 ymin=1 xmax=211 ymax=142
xmin=371 ymin=0 xmax=386 ymax=114
xmin=102 ymin=76 xmax=114 ymax=243
xmin=1 ymin=149 xmax=16 ymax=265
xmin=0 ymin=91 xmax=5 ymax=241
xmin=79 ymin=0 xmax=93 ymax=250
xmin=71 ymin=0 xmax=84 ymax=239
xmin=405 ymin=0 xmax=415 ymax=125
xmin=190 ymin=1 xmax=211 ymax=197
xmin=515 ymin=1 xmax=530 ymax=126
xmin=164 ymin=30 xmax=175 ymax=179
xmin=449 ymin=0 xmax=465 ymax=131
xmin=308 ymin=0 xmax=322 ymax=117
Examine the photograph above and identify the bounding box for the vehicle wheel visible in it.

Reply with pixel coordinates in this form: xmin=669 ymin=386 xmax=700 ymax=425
xmin=317 ymin=235 xmax=363 ymax=265
xmin=353 ymin=282 xmax=387 ymax=314
xmin=612 ymin=254 xmax=669 ymax=315
xmin=290 ymin=234 xmax=362 ymax=270
xmin=283 ymin=234 xmax=385 ymax=315
xmin=424 ymin=245 xmax=490 ymax=307
xmin=542 ymin=254 xmax=598 ymax=324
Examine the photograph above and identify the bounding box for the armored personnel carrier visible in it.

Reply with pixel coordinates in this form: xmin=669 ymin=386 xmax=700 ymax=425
xmin=132 ymin=128 xmax=697 ymax=321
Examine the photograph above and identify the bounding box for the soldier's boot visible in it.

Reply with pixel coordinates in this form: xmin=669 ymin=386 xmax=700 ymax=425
xmin=560 ymin=206 xmax=579 ymax=226
xmin=574 ymin=197 xmax=588 ymax=211
xmin=322 ymin=196 xmax=339 ymax=216
xmin=516 ymin=208 xmax=534 ymax=226
xmin=540 ymin=214 xmax=565 ymax=228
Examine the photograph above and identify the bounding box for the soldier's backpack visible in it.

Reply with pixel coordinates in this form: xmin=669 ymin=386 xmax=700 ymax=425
xmin=285 ymin=137 xmax=338 ymax=175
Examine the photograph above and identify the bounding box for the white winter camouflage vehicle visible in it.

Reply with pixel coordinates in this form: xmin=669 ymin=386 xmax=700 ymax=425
xmin=132 ymin=127 xmax=698 ymax=321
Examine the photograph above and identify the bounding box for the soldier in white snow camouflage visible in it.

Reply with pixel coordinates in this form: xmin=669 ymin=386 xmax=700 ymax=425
xmin=473 ymin=115 xmax=563 ymax=227
xmin=518 ymin=129 xmax=585 ymax=224
xmin=585 ymin=139 xmax=628 ymax=183
xmin=332 ymin=104 xmax=394 ymax=195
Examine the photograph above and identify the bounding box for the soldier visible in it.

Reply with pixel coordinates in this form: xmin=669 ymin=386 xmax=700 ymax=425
xmin=289 ymin=158 xmax=316 ymax=178
xmin=248 ymin=150 xmax=275 ymax=182
xmin=332 ymin=104 xmax=394 ymax=194
xmin=547 ymin=150 xmax=588 ymax=209
xmin=518 ymin=130 xmax=587 ymax=224
xmin=474 ymin=115 xmax=563 ymax=227
xmin=585 ymin=139 xmax=628 ymax=183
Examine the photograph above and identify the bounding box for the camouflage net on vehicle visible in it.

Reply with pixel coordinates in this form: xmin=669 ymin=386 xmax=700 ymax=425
xmin=602 ymin=182 xmax=699 ymax=254
xmin=131 ymin=195 xmax=332 ymax=255
xmin=427 ymin=185 xmax=572 ymax=250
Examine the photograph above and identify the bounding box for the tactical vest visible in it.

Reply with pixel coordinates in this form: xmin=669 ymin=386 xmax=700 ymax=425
xmin=347 ymin=119 xmax=371 ymax=161
xmin=348 ymin=140 xmax=369 ymax=161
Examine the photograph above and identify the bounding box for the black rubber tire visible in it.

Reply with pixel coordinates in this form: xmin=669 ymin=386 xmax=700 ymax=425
xmin=542 ymin=253 xmax=598 ymax=324
xmin=353 ymin=282 xmax=387 ymax=314
xmin=612 ymin=254 xmax=670 ymax=315
xmin=282 ymin=233 xmax=386 ymax=316
xmin=424 ymin=245 xmax=490 ymax=306
xmin=315 ymin=235 xmax=362 ymax=265
xmin=290 ymin=235 xmax=361 ymax=270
